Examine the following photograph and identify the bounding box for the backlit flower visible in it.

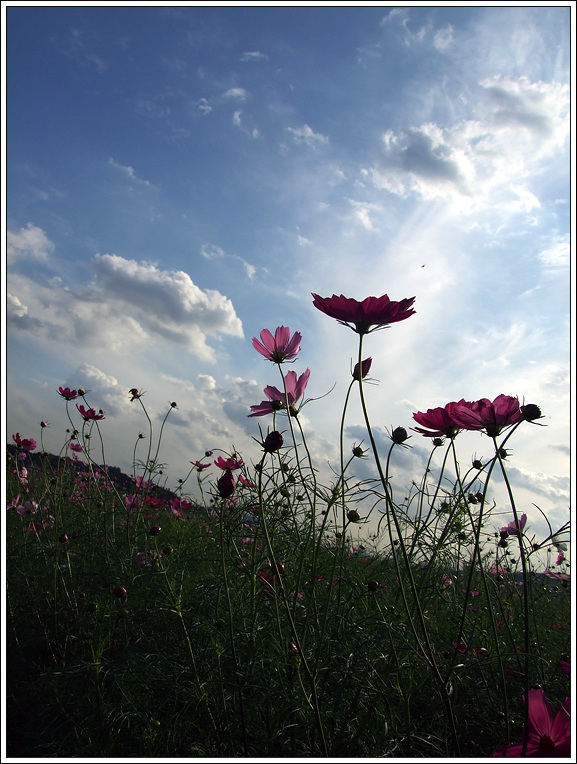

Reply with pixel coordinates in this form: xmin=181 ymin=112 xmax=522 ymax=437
xmin=263 ymin=430 xmax=284 ymax=453
xmin=500 ymin=513 xmax=527 ymax=538
xmin=12 ymin=434 xmax=37 ymax=451
xmin=76 ymin=404 xmax=105 ymax=421
xmin=249 ymin=369 xmax=311 ymax=417
xmin=452 ymin=394 xmax=522 ymax=437
xmin=214 ymin=456 xmax=244 ymax=471
xmin=412 ymin=400 xmax=474 ymax=439
xmin=312 ymin=292 xmax=415 ymax=334
xmin=252 ymin=326 xmax=302 ymax=363
xmin=191 ymin=460 xmax=211 ymax=471
xmin=58 ymin=386 xmax=78 ymax=401
xmin=493 ymin=688 xmax=570 ymax=757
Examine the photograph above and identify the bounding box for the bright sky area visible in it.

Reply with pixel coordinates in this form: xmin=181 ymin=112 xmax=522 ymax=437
xmin=4 ymin=3 xmax=573 ymax=552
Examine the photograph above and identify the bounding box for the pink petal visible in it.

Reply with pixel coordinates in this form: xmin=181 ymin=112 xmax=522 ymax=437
xmin=527 ymin=688 xmax=554 ymax=738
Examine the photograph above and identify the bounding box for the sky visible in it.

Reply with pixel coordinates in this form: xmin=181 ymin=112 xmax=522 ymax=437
xmin=3 ymin=3 xmax=573 ymax=553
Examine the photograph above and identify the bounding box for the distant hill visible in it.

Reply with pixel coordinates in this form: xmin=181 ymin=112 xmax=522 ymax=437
xmin=6 ymin=443 xmax=180 ymax=502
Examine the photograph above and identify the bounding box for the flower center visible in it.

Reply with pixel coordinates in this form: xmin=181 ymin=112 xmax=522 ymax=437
xmin=539 ymin=734 xmax=556 ymax=752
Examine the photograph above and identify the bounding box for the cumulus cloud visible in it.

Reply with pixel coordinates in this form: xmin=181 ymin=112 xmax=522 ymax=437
xmin=7 ymin=223 xmax=55 ymax=264
xmin=287 ymin=124 xmax=329 ymax=147
xmin=370 ymin=76 xmax=569 ymax=209
xmin=7 ymin=251 xmax=243 ymax=361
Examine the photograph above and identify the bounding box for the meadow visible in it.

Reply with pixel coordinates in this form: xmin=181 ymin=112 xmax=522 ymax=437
xmin=5 ymin=293 xmax=571 ymax=759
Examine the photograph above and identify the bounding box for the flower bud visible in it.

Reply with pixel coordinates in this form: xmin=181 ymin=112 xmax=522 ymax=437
xmin=472 ymin=459 xmax=483 ymax=470
xmin=352 ymin=445 xmax=365 ymax=458
xmin=367 ymin=580 xmax=379 ymax=592
xmin=521 ymin=404 xmax=542 ymax=421
xmin=217 ymin=470 xmax=236 ymax=498
xmin=391 ymin=426 xmax=409 ymax=444
xmin=432 ymin=438 xmax=444 ymax=447
xmin=149 ymin=525 xmax=161 ymax=536
xmin=353 ymin=357 xmax=372 ymax=381
xmin=264 ymin=430 xmax=284 ymax=453
xmin=77 ymin=388 xmax=85 ymax=396
xmin=114 ymin=587 xmax=127 ymax=598
xmin=347 ymin=509 xmax=361 ymax=523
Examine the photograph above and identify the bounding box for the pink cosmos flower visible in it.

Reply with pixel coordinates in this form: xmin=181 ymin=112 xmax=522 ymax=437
xmin=252 ymin=326 xmax=302 ymax=363
xmin=249 ymin=369 xmax=311 ymax=417
xmin=214 ymin=456 xmax=244 ymax=471
xmin=68 ymin=443 xmax=83 ymax=453
xmin=239 ymin=475 xmax=257 ymax=488
xmin=493 ymin=688 xmax=570 ymax=757
xmin=500 ymin=513 xmax=527 ymax=538
xmin=452 ymin=394 xmax=522 ymax=437
xmin=76 ymin=404 xmax=105 ymax=421
xmin=191 ymin=460 xmax=211 ymax=471
xmin=58 ymin=386 xmax=78 ymax=401
xmin=12 ymin=434 xmax=37 ymax=451
xmin=412 ymin=400 xmax=474 ymax=439
xmin=311 ymin=293 xmax=416 ymax=335
xmin=556 ymin=550 xmax=565 ymax=566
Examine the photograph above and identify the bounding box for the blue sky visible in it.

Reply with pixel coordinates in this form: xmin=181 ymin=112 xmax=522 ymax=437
xmin=4 ymin=4 xmax=572 ymax=548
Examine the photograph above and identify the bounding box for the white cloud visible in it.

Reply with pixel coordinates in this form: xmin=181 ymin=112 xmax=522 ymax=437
xmin=240 ymin=51 xmax=268 ymax=62
xmin=108 ymin=157 xmax=152 ymax=186
xmin=223 ymin=87 xmax=248 ymax=101
xmin=7 ymin=253 xmax=243 ymax=361
xmin=7 ymin=223 xmax=55 ymax=263
xmin=287 ymin=124 xmax=329 ymax=147
xmin=433 ymin=25 xmax=454 ymax=52
xmin=196 ymin=98 xmax=212 ymax=115
xmin=201 ymin=243 xmax=226 ymax=260
xmin=537 ymin=238 xmax=570 ymax=270
xmin=370 ymin=76 xmax=569 ymax=211
xmin=348 ymin=199 xmax=382 ymax=231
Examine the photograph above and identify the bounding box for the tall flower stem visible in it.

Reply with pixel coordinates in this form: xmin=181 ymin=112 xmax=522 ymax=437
xmin=355 ymin=334 xmax=459 ymax=754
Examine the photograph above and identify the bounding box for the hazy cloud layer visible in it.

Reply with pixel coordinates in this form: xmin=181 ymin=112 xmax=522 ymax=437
xmin=370 ymin=76 xmax=569 ymax=208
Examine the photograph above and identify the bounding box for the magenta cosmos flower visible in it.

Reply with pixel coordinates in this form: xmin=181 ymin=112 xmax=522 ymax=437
xmin=412 ymin=400 xmax=475 ymax=439
xmin=58 ymin=386 xmax=78 ymax=401
xmin=249 ymin=369 xmax=311 ymax=417
xmin=76 ymin=404 xmax=105 ymax=421
xmin=252 ymin=326 xmax=302 ymax=363
xmin=312 ymin=293 xmax=416 ymax=335
xmin=452 ymin=394 xmax=522 ymax=437
xmin=500 ymin=513 xmax=527 ymax=538
xmin=493 ymin=688 xmax=570 ymax=757
xmin=214 ymin=456 xmax=244 ymax=471
xmin=12 ymin=434 xmax=37 ymax=452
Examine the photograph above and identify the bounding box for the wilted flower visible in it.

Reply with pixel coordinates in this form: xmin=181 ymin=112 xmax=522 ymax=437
xmin=492 ymin=688 xmax=570 ymax=757
xmin=312 ymin=292 xmax=416 ymax=335
xmin=252 ymin=326 xmax=302 ymax=363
